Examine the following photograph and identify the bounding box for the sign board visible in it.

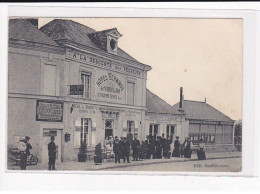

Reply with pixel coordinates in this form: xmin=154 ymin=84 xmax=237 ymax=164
xmin=70 ymin=85 xmax=84 ymax=95
xmin=36 ymin=100 xmax=63 ymax=122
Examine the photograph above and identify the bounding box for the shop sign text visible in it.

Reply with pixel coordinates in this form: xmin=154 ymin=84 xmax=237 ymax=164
xmin=69 ymin=50 xmax=142 ymax=77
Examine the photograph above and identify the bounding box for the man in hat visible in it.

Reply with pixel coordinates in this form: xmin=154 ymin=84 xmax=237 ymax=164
xmin=113 ymin=136 xmax=121 ymax=163
xmin=48 ymin=136 xmax=56 ymax=170
xmin=24 ymin=136 xmax=32 ymax=156
xmin=121 ymin=137 xmax=131 ymax=163
xmin=132 ymin=137 xmax=140 ymax=161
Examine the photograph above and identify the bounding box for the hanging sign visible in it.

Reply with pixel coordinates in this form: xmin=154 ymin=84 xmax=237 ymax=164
xmin=70 ymin=85 xmax=84 ymax=95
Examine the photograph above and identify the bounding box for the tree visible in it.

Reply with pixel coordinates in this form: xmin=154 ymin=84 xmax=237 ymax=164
xmin=234 ymin=120 xmax=242 ymax=151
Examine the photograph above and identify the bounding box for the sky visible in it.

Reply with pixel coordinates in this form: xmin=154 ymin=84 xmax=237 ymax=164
xmin=39 ymin=18 xmax=242 ymax=120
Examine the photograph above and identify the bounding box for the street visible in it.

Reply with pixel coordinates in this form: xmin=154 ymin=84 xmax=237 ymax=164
xmin=7 ymin=152 xmax=241 ymax=172
xmin=106 ymin=157 xmax=242 ymax=172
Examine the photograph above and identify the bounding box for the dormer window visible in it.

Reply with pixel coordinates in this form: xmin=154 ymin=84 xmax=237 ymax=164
xmin=89 ymin=28 xmax=122 ymax=55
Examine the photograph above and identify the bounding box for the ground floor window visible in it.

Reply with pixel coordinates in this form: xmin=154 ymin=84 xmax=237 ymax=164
xmin=80 ymin=118 xmax=90 ymax=145
xmin=189 ymin=133 xmax=215 ymax=144
xmin=127 ymin=121 xmax=137 ymax=140
xmin=105 ymin=119 xmax=114 ymax=139
xmin=149 ymin=124 xmax=159 ymax=136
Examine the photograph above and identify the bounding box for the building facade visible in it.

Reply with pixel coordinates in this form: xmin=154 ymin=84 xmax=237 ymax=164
xmin=8 ymin=19 xmax=190 ymax=164
xmin=8 ymin=19 xmax=234 ymax=165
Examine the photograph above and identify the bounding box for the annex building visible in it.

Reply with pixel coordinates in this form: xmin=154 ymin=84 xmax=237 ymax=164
xmin=8 ymin=19 xmax=234 ymax=164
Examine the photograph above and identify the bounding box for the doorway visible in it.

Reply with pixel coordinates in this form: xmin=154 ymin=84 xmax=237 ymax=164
xmin=42 ymin=129 xmax=62 ymax=164
xmin=166 ymin=125 xmax=175 ymax=142
xmin=149 ymin=124 xmax=159 ymax=136
xmin=105 ymin=119 xmax=114 ymax=139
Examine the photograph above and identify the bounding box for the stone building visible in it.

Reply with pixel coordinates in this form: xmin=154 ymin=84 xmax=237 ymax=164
xmin=8 ymin=19 xmax=190 ymax=164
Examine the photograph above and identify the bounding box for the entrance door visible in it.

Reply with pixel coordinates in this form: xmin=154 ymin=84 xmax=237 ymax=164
xmin=105 ymin=119 xmax=114 ymax=139
xmin=149 ymin=124 xmax=159 ymax=136
xmin=167 ymin=125 xmax=175 ymax=142
xmin=42 ymin=129 xmax=62 ymax=164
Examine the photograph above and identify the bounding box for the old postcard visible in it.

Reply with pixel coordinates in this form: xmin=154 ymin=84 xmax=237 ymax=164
xmin=7 ymin=17 xmax=242 ymax=172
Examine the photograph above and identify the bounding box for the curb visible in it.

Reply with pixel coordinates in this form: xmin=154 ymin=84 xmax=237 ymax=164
xmin=88 ymin=155 xmax=241 ymax=171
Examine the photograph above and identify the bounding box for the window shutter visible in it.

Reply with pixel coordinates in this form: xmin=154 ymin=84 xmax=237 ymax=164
xmin=74 ymin=118 xmax=81 ymax=148
xmin=134 ymin=121 xmax=139 ymax=129
xmin=123 ymin=121 xmax=127 ymax=129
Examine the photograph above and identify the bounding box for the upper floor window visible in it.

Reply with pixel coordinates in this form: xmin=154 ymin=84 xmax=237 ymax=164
xmin=81 ymin=72 xmax=91 ymax=99
xmin=44 ymin=64 xmax=56 ymax=96
xmin=127 ymin=81 xmax=135 ymax=105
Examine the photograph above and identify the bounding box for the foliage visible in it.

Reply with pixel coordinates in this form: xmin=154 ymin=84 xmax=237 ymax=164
xmin=234 ymin=120 xmax=242 ymax=145
xmin=234 ymin=120 xmax=242 ymax=151
xmin=78 ymin=142 xmax=87 ymax=156
xmin=95 ymin=143 xmax=102 ymax=156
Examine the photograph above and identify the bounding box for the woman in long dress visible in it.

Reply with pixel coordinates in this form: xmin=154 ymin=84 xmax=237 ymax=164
xmin=172 ymin=136 xmax=181 ymax=157
xmin=197 ymin=139 xmax=206 ymax=160
xmin=183 ymin=137 xmax=192 ymax=158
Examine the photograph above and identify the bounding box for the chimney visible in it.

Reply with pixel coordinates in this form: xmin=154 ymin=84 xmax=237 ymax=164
xmin=179 ymin=87 xmax=183 ymax=109
xmin=27 ymin=18 xmax=38 ymax=29
xmin=205 ymin=98 xmax=207 ymax=103
xmin=178 ymin=87 xmax=184 ymax=113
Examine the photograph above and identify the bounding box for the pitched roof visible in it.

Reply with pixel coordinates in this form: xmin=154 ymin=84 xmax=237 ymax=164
xmin=39 ymin=19 xmax=138 ymax=62
xmin=172 ymin=100 xmax=234 ymax=122
xmin=9 ymin=19 xmax=59 ymax=46
xmin=146 ymin=89 xmax=181 ymax=115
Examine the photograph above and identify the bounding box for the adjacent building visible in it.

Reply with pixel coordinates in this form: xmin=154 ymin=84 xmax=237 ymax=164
xmin=172 ymin=91 xmax=235 ymax=152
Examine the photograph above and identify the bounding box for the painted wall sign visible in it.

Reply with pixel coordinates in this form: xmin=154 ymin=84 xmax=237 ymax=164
xmin=71 ymin=103 xmax=98 ymax=114
xmin=68 ymin=50 xmax=142 ymax=77
xmin=36 ymin=100 xmax=63 ymax=122
xmin=146 ymin=115 xmax=175 ymax=122
xmin=95 ymin=70 xmax=125 ymax=103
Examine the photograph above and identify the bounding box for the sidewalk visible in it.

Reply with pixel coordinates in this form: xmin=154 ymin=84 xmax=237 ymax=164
xmin=8 ymin=151 xmax=241 ymax=171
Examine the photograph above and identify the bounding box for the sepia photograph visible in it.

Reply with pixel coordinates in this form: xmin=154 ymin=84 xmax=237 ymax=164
xmin=7 ymin=17 xmax=242 ymax=172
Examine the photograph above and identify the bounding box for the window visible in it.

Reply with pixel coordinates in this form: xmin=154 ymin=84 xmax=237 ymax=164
xmin=166 ymin=125 xmax=175 ymax=142
xmin=127 ymin=121 xmax=138 ymax=139
xmin=44 ymin=64 xmax=56 ymax=95
xmin=149 ymin=124 xmax=159 ymax=136
xmin=127 ymin=82 xmax=135 ymax=105
xmin=105 ymin=119 xmax=114 ymax=139
xmin=80 ymin=118 xmax=90 ymax=145
xmin=81 ymin=72 xmax=91 ymax=99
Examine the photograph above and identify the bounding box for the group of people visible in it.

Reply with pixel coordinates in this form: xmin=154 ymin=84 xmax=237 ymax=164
xmin=109 ymin=134 xmax=206 ymax=164
xmin=172 ymin=136 xmax=206 ymax=160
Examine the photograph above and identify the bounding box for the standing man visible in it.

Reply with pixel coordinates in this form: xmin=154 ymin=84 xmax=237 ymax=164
xmin=113 ymin=136 xmax=121 ymax=163
xmin=161 ymin=133 xmax=167 ymax=158
xmin=132 ymin=137 xmax=140 ymax=161
xmin=48 ymin=136 xmax=56 ymax=170
xmin=24 ymin=136 xmax=32 ymax=156
xmin=122 ymin=138 xmax=131 ymax=163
